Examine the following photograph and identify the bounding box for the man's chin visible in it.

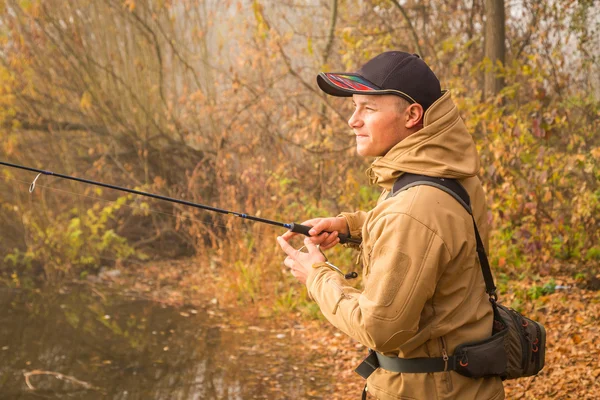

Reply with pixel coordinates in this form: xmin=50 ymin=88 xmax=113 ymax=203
xmin=356 ymin=146 xmax=376 ymax=157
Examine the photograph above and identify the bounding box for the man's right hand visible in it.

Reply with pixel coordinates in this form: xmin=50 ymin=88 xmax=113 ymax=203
xmin=281 ymin=216 xmax=349 ymax=250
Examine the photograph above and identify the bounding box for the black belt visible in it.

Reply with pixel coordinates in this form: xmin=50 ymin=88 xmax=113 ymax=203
xmin=355 ymin=350 xmax=459 ymax=379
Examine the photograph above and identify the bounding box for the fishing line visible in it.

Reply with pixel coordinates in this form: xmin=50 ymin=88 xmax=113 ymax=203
xmin=1 ymin=178 xmax=266 ymax=273
xmin=1 ymin=175 xmax=277 ymax=242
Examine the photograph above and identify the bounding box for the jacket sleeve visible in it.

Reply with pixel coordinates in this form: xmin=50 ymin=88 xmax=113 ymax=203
xmin=306 ymin=212 xmax=452 ymax=353
xmin=337 ymin=211 xmax=367 ymax=238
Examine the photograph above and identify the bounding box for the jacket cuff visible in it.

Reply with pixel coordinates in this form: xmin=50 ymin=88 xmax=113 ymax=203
xmin=306 ymin=265 xmax=327 ymax=299
xmin=337 ymin=212 xmax=363 ymax=237
xmin=337 ymin=212 xmax=365 ymax=249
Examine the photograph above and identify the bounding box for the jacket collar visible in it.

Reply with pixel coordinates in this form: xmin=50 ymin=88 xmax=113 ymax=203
xmin=367 ymin=91 xmax=480 ymax=191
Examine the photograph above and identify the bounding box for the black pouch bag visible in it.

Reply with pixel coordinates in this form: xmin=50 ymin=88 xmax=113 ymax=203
xmin=452 ymin=301 xmax=546 ymax=379
xmin=453 ymin=305 xmax=508 ymax=378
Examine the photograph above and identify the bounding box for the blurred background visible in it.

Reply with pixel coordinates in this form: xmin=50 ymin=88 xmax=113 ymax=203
xmin=0 ymin=1 xmax=599 ymax=397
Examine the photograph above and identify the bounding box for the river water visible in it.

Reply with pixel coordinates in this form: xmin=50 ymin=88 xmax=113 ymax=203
xmin=0 ymin=285 xmax=332 ymax=399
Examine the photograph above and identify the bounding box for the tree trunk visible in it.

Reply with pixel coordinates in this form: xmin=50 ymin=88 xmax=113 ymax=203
xmin=484 ymin=0 xmax=505 ymax=99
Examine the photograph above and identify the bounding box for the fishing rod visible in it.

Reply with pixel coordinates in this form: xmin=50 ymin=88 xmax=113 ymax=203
xmin=0 ymin=160 xmax=361 ymax=245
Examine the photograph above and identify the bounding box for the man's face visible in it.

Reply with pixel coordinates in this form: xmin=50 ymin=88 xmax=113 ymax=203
xmin=348 ymin=94 xmax=411 ymax=157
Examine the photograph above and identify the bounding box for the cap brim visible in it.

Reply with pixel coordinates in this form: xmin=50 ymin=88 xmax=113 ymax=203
xmin=317 ymin=72 xmax=382 ymax=97
xmin=317 ymin=72 xmax=417 ymax=104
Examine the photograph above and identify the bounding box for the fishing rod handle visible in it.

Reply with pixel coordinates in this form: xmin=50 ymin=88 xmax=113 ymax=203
xmin=288 ymin=223 xmax=362 ymax=245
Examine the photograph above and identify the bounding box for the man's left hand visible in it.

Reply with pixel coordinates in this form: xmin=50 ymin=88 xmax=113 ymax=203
xmin=277 ymin=236 xmax=326 ymax=285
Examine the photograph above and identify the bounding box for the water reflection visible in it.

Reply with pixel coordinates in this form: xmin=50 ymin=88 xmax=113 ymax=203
xmin=0 ymin=286 xmax=330 ymax=399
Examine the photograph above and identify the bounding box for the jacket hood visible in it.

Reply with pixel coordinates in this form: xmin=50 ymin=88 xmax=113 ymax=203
xmin=367 ymin=90 xmax=480 ymax=190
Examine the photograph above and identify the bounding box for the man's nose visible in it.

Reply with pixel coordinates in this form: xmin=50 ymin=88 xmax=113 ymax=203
xmin=348 ymin=110 xmax=362 ymax=128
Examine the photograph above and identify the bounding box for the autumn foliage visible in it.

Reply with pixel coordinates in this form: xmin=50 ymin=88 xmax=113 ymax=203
xmin=1 ymin=0 xmax=599 ymax=397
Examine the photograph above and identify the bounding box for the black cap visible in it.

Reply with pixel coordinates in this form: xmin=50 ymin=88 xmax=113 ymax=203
xmin=317 ymin=51 xmax=442 ymax=112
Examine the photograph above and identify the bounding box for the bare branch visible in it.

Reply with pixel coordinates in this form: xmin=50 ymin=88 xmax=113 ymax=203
xmin=322 ymin=0 xmax=338 ymax=66
xmin=388 ymin=0 xmax=425 ymax=57
xmin=24 ymin=369 xmax=103 ymax=392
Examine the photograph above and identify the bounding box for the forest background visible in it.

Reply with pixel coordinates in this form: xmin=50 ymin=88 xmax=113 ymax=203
xmin=0 ymin=0 xmax=599 ymax=398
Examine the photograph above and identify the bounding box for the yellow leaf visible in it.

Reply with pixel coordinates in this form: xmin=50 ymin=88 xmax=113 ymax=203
xmin=80 ymin=91 xmax=92 ymax=110
xmin=124 ymin=0 xmax=135 ymax=12
xmin=153 ymin=176 xmax=166 ymax=189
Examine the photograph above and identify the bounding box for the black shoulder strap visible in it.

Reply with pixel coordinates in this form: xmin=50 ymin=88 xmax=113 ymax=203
xmin=389 ymin=173 xmax=497 ymax=298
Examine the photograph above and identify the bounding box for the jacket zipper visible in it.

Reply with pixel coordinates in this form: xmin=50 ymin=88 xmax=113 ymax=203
xmin=439 ymin=337 xmax=453 ymax=393
xmin=358 ymin=243 xmax=373 ymax=276
xmin=356 ymin=243 xmax=363 ymax=268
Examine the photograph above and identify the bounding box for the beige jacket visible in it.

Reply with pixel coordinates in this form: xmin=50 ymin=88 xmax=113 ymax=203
xmin=306 ymin=91 xmax=505 ymax=400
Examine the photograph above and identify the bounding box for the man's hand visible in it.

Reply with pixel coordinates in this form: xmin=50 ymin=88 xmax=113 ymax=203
xmin=277 ymin=236 xmax=326 ymax=285
xmin=281 ymin=216 xmax=349 ymax=250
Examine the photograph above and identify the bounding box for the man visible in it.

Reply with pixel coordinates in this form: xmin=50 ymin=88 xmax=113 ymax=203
xmin=276 ymin=51 xmax=505 ymax=399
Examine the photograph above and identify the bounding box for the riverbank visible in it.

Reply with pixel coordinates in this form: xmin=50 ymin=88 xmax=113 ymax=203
xmin=104 ymin=257 xmax=599 ymax=399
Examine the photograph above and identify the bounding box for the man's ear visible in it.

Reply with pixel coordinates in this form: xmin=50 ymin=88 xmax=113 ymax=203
xmin=405 ymin=104 xmax=424 ymax=129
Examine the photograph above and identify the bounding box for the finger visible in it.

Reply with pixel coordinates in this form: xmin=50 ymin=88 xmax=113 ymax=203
xmin=283 ymin=256 xmax=295 ymax=269
xmin=320 ymin=237 xmax=340 ymax=250
xmin=281 ymin=230 xmax=300 ymax=241
xmin=311 ymin=231 xmax=337 ymax=250
xmin=322 ymin=231 xmax=338 ymax=247
xmin=304 ymin=238 xmax=326 ymax=261
xmin=294 ymin=219 xmax=320 ymax=238
xmin=300 ymin=218 xmax=320 ymax=227
xmin=304 ymin=237 xmax=319 ymax=252
xmin=307 ymin=219 xmax=331 ymax=236
xmin=277 ymin=236 xmax=298 ymax=257
xmin=305 ymin=232 xmax=329 ymax=245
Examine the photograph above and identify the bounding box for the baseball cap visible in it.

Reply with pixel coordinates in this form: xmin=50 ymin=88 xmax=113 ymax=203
xmin=317 ymin=51 xmax=442 ymax=112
